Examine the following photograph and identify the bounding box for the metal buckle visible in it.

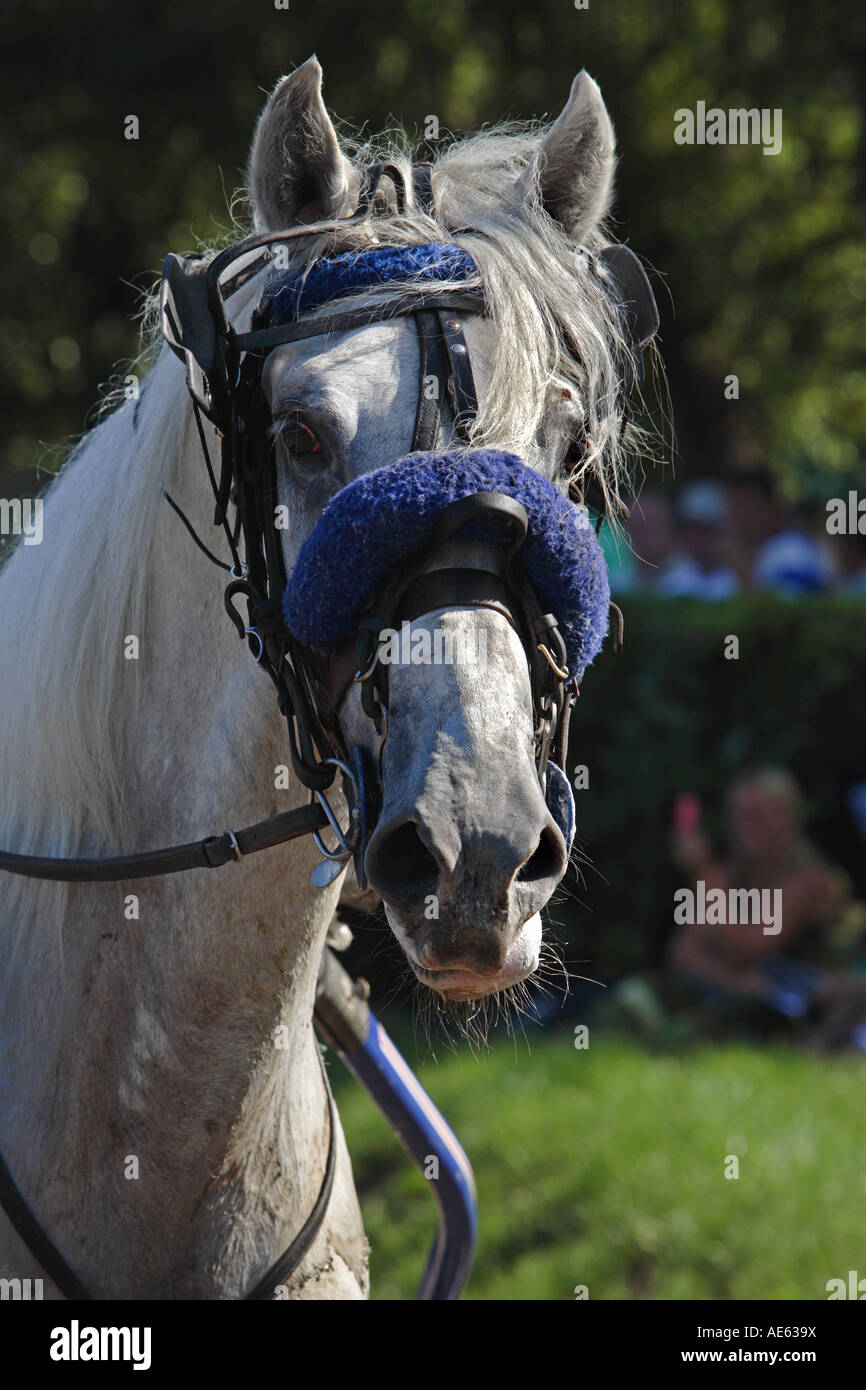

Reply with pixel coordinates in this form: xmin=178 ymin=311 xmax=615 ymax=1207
xmin=309 ymin=758 xmax=362 ymax=886
xmin=537 ymin=642 xmax=569 ymax=681
xmin=244 ymin=627 xmax=265 ymax=664
xmin=353 ymin=644 xmax=381 ymax=683
xmin=224 ymin=828 xmax=243 ymax=862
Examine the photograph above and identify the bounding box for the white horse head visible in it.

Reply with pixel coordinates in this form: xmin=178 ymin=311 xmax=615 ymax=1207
xmin=246 ymin=57 xmax=634 ymax=1002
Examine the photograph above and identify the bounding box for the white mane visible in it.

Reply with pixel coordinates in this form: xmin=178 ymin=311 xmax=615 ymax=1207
xmin=0 ymin=280 xmax=261 ymax=859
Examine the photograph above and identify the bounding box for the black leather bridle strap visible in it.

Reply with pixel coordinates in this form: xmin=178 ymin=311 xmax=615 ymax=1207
xmin=192 ymin=400 xmax=243 ymax=570
xmin=412 ymin=164 xmax=435 ymax=214
xmin=0 ymin=1148 xmax=91 ymax=1300
xmin=234 ymin=291 xmax=484 ymax=356
xmin=0 ymin=1040 xmax=338 ymax=1300
xmin=397 ymin=568 xmax=523 ymax=635
xmin=0 ymin=802 xmax=328 ymax=882
xmin=437 ymin=309 xmax=478 ymax=442
xmin=164 ymin=489 xmax=234 ymax=572
xmin=323 ymin=569 xmax=526 ymax=718
xmin=245 ymin=1047 xmax=338 ymax=1300
xmin=411 ymin=310 xmax=449 ymax=452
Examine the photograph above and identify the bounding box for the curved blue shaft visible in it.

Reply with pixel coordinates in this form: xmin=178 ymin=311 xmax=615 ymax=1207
xmin=335 ymin=1017 xmax=478 ymax=1300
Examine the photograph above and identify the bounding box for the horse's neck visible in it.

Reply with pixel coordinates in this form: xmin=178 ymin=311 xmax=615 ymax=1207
xmin=0 ymin=375 xmax=350 ymax=1296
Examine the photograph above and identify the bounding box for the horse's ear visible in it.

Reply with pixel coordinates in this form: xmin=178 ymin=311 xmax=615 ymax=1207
xmin=519 ymin=71 xmax=616 ymax=243
xmin=247 ymin=57 xmax=358 ymax=231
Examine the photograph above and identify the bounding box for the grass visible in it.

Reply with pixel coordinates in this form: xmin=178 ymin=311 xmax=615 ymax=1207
xmin=329 ymin=1027 xmax=866 ymax=1300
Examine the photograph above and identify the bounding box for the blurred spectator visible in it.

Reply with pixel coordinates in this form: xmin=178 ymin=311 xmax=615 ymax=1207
xmin=753 ymin=500 xmax=838 ymax=595
xmin=615 ymin=489 xmax=677 ymax=591
xmin=667 ymin=768 xmax=866 ymax=1048
xmin=603 ymin=489 xmax=679 ymax=594
xmin=655 ymin=479 xmax=741 ymax=599
xmin=726 ymin=471 xmax=780 ymax=587
xmin=611 ymin=472 xmax=863 ymax=601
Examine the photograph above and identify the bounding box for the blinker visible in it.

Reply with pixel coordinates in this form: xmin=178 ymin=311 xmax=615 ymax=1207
xmin=160 ymin=252 xmax=222 ymax=420
xmin=597 ymin=244 xmax=660 ymax=392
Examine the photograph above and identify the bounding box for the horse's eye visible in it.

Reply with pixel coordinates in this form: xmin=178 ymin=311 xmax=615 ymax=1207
xmin=563 ymin=440 xmax=584 ymax=471
xmin=275 ymin=415 xmax=323 ymax=458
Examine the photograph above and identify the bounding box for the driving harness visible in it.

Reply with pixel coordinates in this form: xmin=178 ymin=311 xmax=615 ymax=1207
xmin=0 ymin=160 xmax=659 ymax=1298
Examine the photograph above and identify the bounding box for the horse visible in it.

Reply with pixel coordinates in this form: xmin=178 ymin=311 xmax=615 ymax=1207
xmin=0 ymin=56 xmax=654 ymax=1299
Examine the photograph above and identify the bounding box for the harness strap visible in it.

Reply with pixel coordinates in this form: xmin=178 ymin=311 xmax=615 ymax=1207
xmin=0 ymin=802 xmax=328 ymax=882
xmin=244 ymin=1049 xmax=338 ymax=1300
xmin=412 ymin=310 xmax=449 ymax=452
xmin=0 ymin=1041 xmax=338 ymax=1301
xmin=164 ymin=489 xmax=234 ymax=573
xmin=412 ymin=164 xmax=435 ymax=215
xmin=356 ymin=161 xmax=409 ymax=215
xmin=437 ymin=309 xmax=478 ymax=442
xmin=355 ymin=161 xmax=435 ymax=217
xmin=233 ymin=290 xmax=484 ymax=355
xmin=397 ymin=568 xmax=522 ymax=634
xmin=192 ymin=400 xmax=244 ymax=573
xmin=324 ymin=568 xmax=525 ymax=719
xmin=0 ymin=1148 xmax=91 ymax=1300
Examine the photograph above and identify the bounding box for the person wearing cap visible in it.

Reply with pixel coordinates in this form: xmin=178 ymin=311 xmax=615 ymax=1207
xmin=620 ymin=489 xmax=679 ymax=591
xmin=656 ymin=479 xmax=741 ymax=600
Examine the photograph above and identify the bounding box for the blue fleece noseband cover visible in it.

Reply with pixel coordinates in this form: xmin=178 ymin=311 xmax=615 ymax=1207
xmin=282 ymin=449 xmax=610 ymax=678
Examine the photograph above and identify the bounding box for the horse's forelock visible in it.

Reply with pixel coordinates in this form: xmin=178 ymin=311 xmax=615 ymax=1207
xmin=252 ymin=123 xmax=639 ymax=518
xmin=138 ymin=120 xmax=643 ymax=522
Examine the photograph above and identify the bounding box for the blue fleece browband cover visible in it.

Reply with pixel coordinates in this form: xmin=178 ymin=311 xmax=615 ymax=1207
xmin=265 ymin=244 xmax=479 ymax=323
xmin=282 ymin=450 xmax=610 ymax=676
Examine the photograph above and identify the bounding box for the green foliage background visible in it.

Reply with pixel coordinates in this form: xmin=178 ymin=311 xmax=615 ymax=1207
xmin=1 ymin=0 xmax=865 ymax=496
xmin=334 ymin=1031 xmax=866 ymax=1299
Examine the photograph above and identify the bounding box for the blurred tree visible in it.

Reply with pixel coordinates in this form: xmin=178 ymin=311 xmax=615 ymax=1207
xmin=1 ymin=0 xmax=864 ymax=496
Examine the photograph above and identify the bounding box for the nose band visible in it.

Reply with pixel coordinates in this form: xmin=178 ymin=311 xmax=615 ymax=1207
xmin=282 ymin=448 xmax=610 ymax=679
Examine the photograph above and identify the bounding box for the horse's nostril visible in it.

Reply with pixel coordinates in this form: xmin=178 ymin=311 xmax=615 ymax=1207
xmin=366 ymin=821 xmax=440 ymax=902
xmin=389 ymin=823 xmax=440 ymax=882
xmin=516 ymin=825 xmax=564 ymax=884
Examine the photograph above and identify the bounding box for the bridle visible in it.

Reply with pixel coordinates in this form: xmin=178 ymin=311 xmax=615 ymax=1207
xmin=0 ymin=161 xmax=659 ymax=1297
xmin=0 ymin=160 xmax=659 ymax=884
